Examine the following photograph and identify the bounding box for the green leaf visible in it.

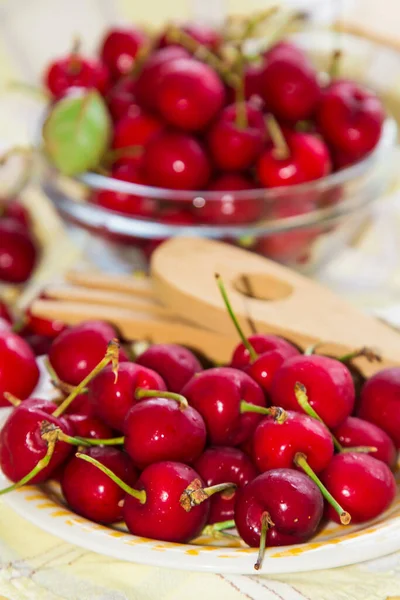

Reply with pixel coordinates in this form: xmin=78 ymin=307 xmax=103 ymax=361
xmin=42 ymin=90 xmax=112 ymax=176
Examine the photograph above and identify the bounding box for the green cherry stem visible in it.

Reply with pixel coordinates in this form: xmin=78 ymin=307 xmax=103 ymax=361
xmin=180 ymin=478 xmax=236 ymax=512
xmin=338 ymin=347 xmax=381 ymax=364
xmin=57 ymin=431 xmax=124 ymax=447
xmin=44 ymin=356 xmax=87 ymax=395
xmin=52 ymin=339 xmax=120 ymax=418
xmin=235 ymin=51 xmax=248 ymax=129
xmin=3 ymin=392 xmax=22 ymax=408
xmin=294 ymin=452 xmax=351 ymax=525
xmin=76 ymin=452 xmax=146 ymax=504
xmin=215 ymin=273 xmax=258 ymax=363
xmin=135 ymin=388 xmax=188 ymax=410
xmin=202 ymin=520 xmax=239 ymax=542
xmin=240 ymin=401 xmax=287 ymax=423
xmin=254 ymin=511 xmax=275 ymax=570
xmin=266 ymin=114 xmax=290 ymax=160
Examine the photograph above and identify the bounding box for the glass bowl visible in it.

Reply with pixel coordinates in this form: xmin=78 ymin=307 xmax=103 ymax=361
xmin=41 ymin=30 xmax=399 ymax=274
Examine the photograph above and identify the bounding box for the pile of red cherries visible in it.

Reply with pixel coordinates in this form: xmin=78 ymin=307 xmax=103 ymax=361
xmin=42 ymin=13 xmax=386 ymax=261
xmin=0 ymin=276 xmax=399 ymax=569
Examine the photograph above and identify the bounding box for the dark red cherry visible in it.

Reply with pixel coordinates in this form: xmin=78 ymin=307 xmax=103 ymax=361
xmin=0 ymin=300 xmax=13 ymax=324
xmin=136 ymin=343 xmax=202 ymax=392
xmin=62 ymin=447 xmax=138 ymax=524
xmin=231 ymin=334 xmax=299 ymax=370
xmin=112 ymin=108 xmax=163 ymax=152
xmin=193 ymin=446 xmax=257 ymax=523
xmin=0 ymin=218 xmax=38 ymax=283
xmin=44 ymin=54 xmax=109 ymax=98
xmin=62 ymin=392 xmax=93 ymax=416
xmin=0 ymin=329 xmax=39 ymax=406
xmin=66 ymin=413 xmax=114 ymax=440
xmin=320 ymin=453 xmax=396 ymax=523
xmin=88 ymin=362 xmax=166 ymax=431
xmin=3 ymin=200 xmax=31 ymax=229
xmin=106 ymin=77 xmax=137 ymax=121
xmin=21 ymin=333 xmax=53 ymax=357
xmin=100 ymin=27 xmax=148 ymax=80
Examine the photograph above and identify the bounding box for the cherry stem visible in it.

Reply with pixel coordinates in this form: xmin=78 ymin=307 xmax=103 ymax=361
xmin=329 ymin=49 xmax=342 ymax=80
xmin=240 ymin=401 xmax=287 ymax=423
xmin=338 ymin=347 xmax=381 ymax=364
xmin=254 ymin=511 xmax=274 ymax=570
xmin=0 ymin=427 xmax=59 ymax=496
xmin=238 ymin=5 xmax=279 ymax=41
xmin=266 ymin=114 xmax=290 ymax=160
xmin=3 ymin=392 xmax=22 ymax=407
xmin=57 ymin=430 xmax=124 ymax=447
xmin=44 ymin=357 xmax=87 ymax=396
xmin=202 ymin=520 xmax=239 ymax=541
xmin=180 ymin=478 xmax=236 ymax=512
xmin=76 ymin=452 xmax=146 ymax=504
xmin=103 ymin=145 xmax=143 ymax=167
xmin=294 ymin=452 xmax=351 ymax=525
xmin=52 ymin=339 xmax=119 ymax=418
xmin=303 ymin=342 xmax=324 ymax=356
xmin=134 ymin=388 xmax=188 ymax=410
xmin=235 ymin=52 xmax=248 ymax=129
xmin=215 ymin=273 xmax=258 ymax=363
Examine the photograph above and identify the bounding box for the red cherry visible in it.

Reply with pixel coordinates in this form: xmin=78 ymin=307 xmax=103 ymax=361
xmin=142 ymin=132 xmax=211 ymax=190
xmin=260 ymin=50 xmax=321 ymax=121
xmin=0 ymin=398 xmax=73 ymax=483
xmin=44 ymin=54 xmax=109 ymax=98
xmin=123 ymin=461 xmax=209 ymax=542
xmin=66 ymin=413 xmax=114 ymax=440
xmin=62 ymin=447 xmax=138 ymax=524
xmin=136 ymin=344 xmax=202 ymax=393
xmin=159 ymin=23 xmax=221 ymax=52
xmin=25 ymin=294 xmax=67 ymax=338
xmin=135 ymin=47 xmax=189 ymax=110
xmin=0 ymin=219 xmax=38 ymax=283
xmin=320 ymin=453 xmax=396 ymax=524
xmin=193 ymin=446 xmax=257 ymax=524
xmin=316 ymin=80 xmax=385 ymax=159
xmin=124 ymin=396 xmax=207 ymax=469
xmin=333 ymin=416 xmax=397 ymax=468
xmin=100 ymin=27 xmax=148 ymax=80
xmin=243 ymin=62 xmax=265 ymax=101
xmin=264 ymin=41 xmax=308 ymax=62
xmin=231 ymin=333 xmax=299 ymax=370
xmin=21 ymin=333 xmax=53 ymax=357
xmin=357 ymin=368 xmax=400 ymax=448
xmin=246 ymin=347 xmax=301 ymax=396
xmin=253 ymin=411 xmax=334 ymax=473
xmin=3 ymin=200 xmax=31 ymax=229
xmin=208 ymin=102 xmax=266 ymax=171
xmin=157 ymin=58 xmax=225 ymax=131
xmin=62 ymin=392 xmax=93 ymax=416
xmin=112 ymin=108 xmax=163 ymax=151
xmin=270 ymin=355 xmax=355 ymax=429
xmin=181 ymin=367 xmax=266 ymax=446
xmin=0 ymin=330 xmax=39 ymax=406
xmin=235 ymin=469 xmax=324 ymax=553
xmin=257 ymin=130 xmax=331 ymax=187
xmin=106 ymin=77 xmax=137 ymax=121
xmin=88 ymin=362 xmax=166 ymax=431
xmin=0 ymin=301 xmax=13 ymax=324
xmin=48 ymin=320 xmax=129 ymax=387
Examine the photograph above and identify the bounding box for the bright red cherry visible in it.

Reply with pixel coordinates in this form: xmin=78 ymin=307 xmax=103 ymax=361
xmin=252 ymin=411 xmax=334 ymax=473
xmin=25 ymin=294 xmax=67 ymax=338
xmin=112 ymin=108 xmax=163 ymax=151
xmin=0 ymin=329 xmax=39 ymax=406
xmin=182 ymin=367 xmax=266 ymax=446
xmin=88 ymin=362 xmax=166 ymax=431
xmin=193 ymin=446 xmax=257 ymax=523
xmin=136 ymin=344 xmax=202 ymax=393
xmin=231 ymin=333 xmax=299 ymax=370
xmin=207 ymin=102 xmax=266 ymax=171
xmin=142 ymin=132 xmax=211 ymax=190
xmin=333 ymin=416 xmax=397 ymax=468
xmin=157 ymin=58 xmax=225 ymax=131
xmin=44 ymin=54 xmax=109 ymax=98
xmin=66 ymin=413 xmax=114 ymax=440
xmin=62 ymin=392 xmax=93 ymax=417
xmin=0 ymin=219 xmax=38 ymax=283
xmin=270 ymin=355 xmax=355 ymax=429
xmin=316 ymin=80 xmax=385 ymax=160
xmin=100 ymin=27 xmax=148 ymax=80
xmin=357 ymin=368 xmax=400 ymax=448
xmin=106 ymin=77 xmax=137 ymax=121
xmin=320 ymin=453 xmax=396 ymax=524
xmin=48 ymin=320 xmax=129 ymax=387
xmin=62 ymin=447 xmax=138 ymax=524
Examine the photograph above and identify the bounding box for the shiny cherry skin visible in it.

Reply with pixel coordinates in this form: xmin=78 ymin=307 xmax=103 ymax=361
xmin=136 ymin=343 xmax=202 ymax=393
xmin=0 ymin=301 xmax=12 ymax=324
xmin=112 ymin=107 xmax=163 ymax=152
xmin=193 ymin=446 xmax=257 ymax=524
xmin=157 ymin=58 xmax=225 ymax=131
xmin=245 ymin=340 xmax=301 ymax=396
xmin=231 ymin=334 xmax=299 ymax=370
xmin=271 ymin=355 xmax=355 ymax=429
xmin=88 ymin=362 xmax=166 ymax=432
xmin=44 ymin=54 xmax=109 ymax=98
xmin=100 ymin=26 xmax=148 ymax=80
xmin=0 ymin=398 xmax=73 ymax=483
xmin=0 ymin=329 xmax=39 ymax=406
xmin=320 ymin=453 xmax=396 ymax=524
xmin=235 ymin=469 xmax=324 ymax=547
xmin=123 ymin=461 xmax=209 ymax=543
xmin=135 ymin=47 xmax=189 ymax=110
xmin=124 ymin=398 xmax=207 ymax=469
xmin=0 ymin=219 xmax=38 ymax=283
xmin=357 ymin=368 xmax=400 ymax=448
xmin=142 ymin=132 xmax=211 ymax=190
xmin=62 ymin=447 xmax=138 ymax=524
xmin=66 ymin=413 xmax=114 ymax=440
xmin=333 ymin=416 xmax=397 ymax=468
xmin=316 ymin=80 xmax=385 ymax=160
xmin=253 ymin=410 xmax=334 ymax=473
xmin=257 ymin=131 xmax=331 ymax=187
xmin=260 ymin=50 xmax=321 ymax=122
xmin=106 ymin=77 xmax=137 ymax=121
xmin=181 ymin=367 xmax=266 ymax=446
xmin=207 ymin=102 xmax=266 ymax=171
xmin=48 ymin=320 xmax=129 ymax=387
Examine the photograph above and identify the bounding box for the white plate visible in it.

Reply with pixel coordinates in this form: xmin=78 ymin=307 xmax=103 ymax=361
xmin=1 ymin=394 xmax=400 ymax=574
